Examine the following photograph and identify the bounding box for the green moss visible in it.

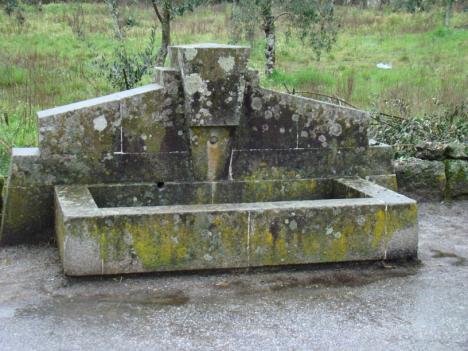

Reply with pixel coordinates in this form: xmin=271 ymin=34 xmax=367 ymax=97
xmin=82 ymin=212 xmax=249 ymax=270
xmin=445 ymin=160 xmax=468 ymax=198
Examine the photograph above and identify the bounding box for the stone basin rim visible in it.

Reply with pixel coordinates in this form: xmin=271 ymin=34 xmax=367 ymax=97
xmin=61 ymin=198 xmax=391 ymax=218
xmin=56 ymin=177 xmax=417 ymax=218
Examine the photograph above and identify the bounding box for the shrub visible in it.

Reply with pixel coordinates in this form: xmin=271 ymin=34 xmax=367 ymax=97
xmin=94 ymin=28 xmax=157 ymax=90
xmin=369 ymin=103 xmax=467 ymax=157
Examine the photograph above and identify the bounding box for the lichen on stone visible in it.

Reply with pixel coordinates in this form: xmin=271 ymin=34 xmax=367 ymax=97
xmin=218 ymin=56 xmax=235 ymax=73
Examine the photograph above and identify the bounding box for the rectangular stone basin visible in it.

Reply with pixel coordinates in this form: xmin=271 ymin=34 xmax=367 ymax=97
xmin=55 ymin=178 xmax=418 ymax=276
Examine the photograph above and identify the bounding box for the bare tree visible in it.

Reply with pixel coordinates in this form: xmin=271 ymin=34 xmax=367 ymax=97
xmin=150 ymin=0 xmax=205 ymax=66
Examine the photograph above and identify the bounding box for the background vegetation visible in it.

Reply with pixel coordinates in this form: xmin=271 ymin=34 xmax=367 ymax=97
xmin=0 ymin=1 xmax=467 ymax=175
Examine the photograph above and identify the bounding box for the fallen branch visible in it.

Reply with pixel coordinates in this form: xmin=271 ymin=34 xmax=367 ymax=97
xmin=282 ymin=83 xmax=406 ymax=122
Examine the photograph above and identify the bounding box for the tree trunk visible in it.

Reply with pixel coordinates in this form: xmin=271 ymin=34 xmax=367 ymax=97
xmin=107 ymin=0 xmax=123 ymax=41
xmin=231 ymin=0 xmax=237 ymax=21
xmin=152 ymin=0 xmax=171 ymax=66
xmin=262 ymin=1 xmax=275 ymax=76
xmin=444 ymin=0 xmax=453 ymax=28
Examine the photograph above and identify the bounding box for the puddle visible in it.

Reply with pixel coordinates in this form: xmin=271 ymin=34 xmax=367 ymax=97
xmin=211 ymin=261 xmax=420 ymax=295
xmin=12 ymin=261 xmax=421 ymax=324
xmin=431 ymin=249 xmax=466 ymax=266
xmin=15 ymin=289 xmax=190 ymax=321
xmin=93 ymin=289 xmax=190 ymax=306
xmin=0 ymin=305 xmax=17 ymax=318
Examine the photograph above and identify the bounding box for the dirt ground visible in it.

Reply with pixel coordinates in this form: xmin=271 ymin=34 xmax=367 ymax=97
xmin=0 ymin=201 xmax=467 ymax=350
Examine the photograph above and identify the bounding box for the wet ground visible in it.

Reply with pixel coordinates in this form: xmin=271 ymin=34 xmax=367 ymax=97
xmin=0 ymin=201 xmax=467 ymax=350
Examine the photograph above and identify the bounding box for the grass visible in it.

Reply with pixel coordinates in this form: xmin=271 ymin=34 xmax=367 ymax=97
xmin=0 ymin=2 xmax=467 ymax=175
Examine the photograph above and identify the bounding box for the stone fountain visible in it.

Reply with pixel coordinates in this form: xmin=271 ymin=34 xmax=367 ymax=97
xmin=0 ymin=44 xmax=418 ymax=275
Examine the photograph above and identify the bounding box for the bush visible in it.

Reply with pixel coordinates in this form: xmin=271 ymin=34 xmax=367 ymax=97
xmin=94 ymin=28 xmax=157 ymax=91
xmin=369 ymin=103 xmax=467 ymax=157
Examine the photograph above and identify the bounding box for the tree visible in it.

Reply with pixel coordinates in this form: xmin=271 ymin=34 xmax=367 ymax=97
xmin=150 ymin=0 xmax=205 ymax=66
xmin=97 ymin=0 xmax=157 ymax=90
xmin=444 ymin=0 xmax=454 ymax=27
xmin=233 ymin=0 xmax=338 ymax=76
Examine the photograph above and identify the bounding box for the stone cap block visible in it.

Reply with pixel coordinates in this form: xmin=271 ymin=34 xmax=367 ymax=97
xmin=169 ymin=43 xmax=251 ymax=127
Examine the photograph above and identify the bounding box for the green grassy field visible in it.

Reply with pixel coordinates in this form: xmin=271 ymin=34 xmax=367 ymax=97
xmin=0 ymin=2 xmax=467 ymax=175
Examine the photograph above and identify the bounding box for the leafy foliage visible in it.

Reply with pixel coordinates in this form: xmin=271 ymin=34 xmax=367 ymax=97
xmin=232 ymin=0 xmax=338 ymax=74
xmin=282 ymin=0 xmax=338 ymax=60
xmin=369 ymin=103 xmax=467 ymax=157
xmin=3 ymin=0 xmax=18 ymax=16
xmin=167 ymin=0 xmax=206 ymax=18
xmin=94 ymin=28 xmax=157 ymax=90
xmin=390 ymin=0 xmax=436 ymax=12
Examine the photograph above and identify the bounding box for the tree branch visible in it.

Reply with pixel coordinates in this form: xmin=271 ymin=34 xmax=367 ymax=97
xmin=150 ymin=0 xmax=163 ymax=23
xmin=274 ymin=12 xmax=292 ymax=22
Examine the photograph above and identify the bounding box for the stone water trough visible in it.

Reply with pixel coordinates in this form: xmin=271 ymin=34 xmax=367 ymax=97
xmin=0 ymin=44 xmax=418 ymax=276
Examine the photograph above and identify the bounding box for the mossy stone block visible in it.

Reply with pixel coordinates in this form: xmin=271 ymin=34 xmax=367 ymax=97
xmin=395 ymin=158 xmax=446 ymax=201
xmin=446 ymin=160 xmax=468 ymax=199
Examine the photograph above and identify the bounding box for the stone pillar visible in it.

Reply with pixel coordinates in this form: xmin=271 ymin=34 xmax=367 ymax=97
xmin=168 ymin=44 xmax=250 ymax=181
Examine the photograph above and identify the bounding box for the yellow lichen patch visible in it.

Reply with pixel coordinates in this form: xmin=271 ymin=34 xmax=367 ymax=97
xmin=195 ymin=186 xmax=209 ymax=204
xmin=301 ymin=233 xmax=320 ymax=258
xmin=213 ymin=213 xmax=248 ymax=259
xmin=243 ymin=179 xmax=322 ymax=203
xmin=371 ymin=209 xmax=386 ymax=250
xmin=244 ymin=180 xmax=275 ymax=202
xmin=250 ymin=212 xmax=325 ymax=265
xmin=385 ymin=203 xmax=418 ymax=244
xmin=249 ymin=216 xmax=276 ymax=265
xmin=126 ymin=216 xmax=190 ymax=269
xmin=320 ymin=222 xmax=349 ymax=262
xmin=328 ymin=232 xmax=348 ymax=261
xmin=99 ymin=232 xmax=107 ymax=260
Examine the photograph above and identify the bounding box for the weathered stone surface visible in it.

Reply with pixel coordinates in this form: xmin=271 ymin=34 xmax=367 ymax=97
xmin=415 ymin=142 xmax=447 ymax=161
xmin=189 ymin=127 xmax=234 ymax=181
xmin=365 ymin=174 xmax=398 ymax=191
xmin=5 ymin=149 xmax=192 ymax=187
xmin=169 ymin=43 xmax=250 ymax=126
xmin=1 ymin=184 xmax=53 ymax=245
xmin=230 ymin=146 xmax=394 ymax=180
xmin=56 ymin=178 xmax=417 ymax=275
xmin=87 ymin=179 xmax=350 ymax=209
xmin=336 ymin=177 xmax=418 ymax=259
xmin=56 ymin=185 xmax=250 ymax=275
xmin=394 ymin=158 xmax=446 ymax=201
xmin=237 ymin=88 xmax=369 ymax=150
xmin=245 ymin=68 xmax=260 ymax=89
xmin=384 ymin=202 xmax=419 ymax=259
xmin=0 ymin=146 xmax=192 ymax=244
xmin=239 ymin=88 xmax=298 ymax=149
xmin=38 ymin=92 xmax=122 ymax=157
xmin=364 ymin=144 xmax=395 ymax=175
xmin=89 ymin=182 xmax=212 ymax=208
xmin=445 ymin=160 xmax=468 ymax=199
xmin=154 ymin=67 xmax=181 ymax=91
xmin=212 ymin=179 xmax=333 ymax=204
xmin=0 ymin=148 xmax=53 ymax=245
xmin=249 ymin=203 xmax=388 ymax=266
xmin=120 ymin=84 xmax=187 ymax=153
xmin=101 ymin=152 xmax=192 ymax=182
xmin=445 ymin=143 xmax=468 ymax=160
xmin=2 ymin=43 xmax=417 ymax=275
